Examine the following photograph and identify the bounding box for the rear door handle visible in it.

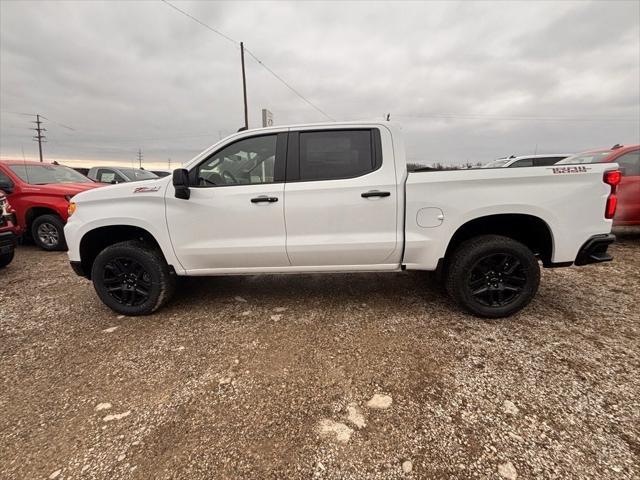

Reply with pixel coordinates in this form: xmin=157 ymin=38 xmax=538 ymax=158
xmin=251 ymin=195 xmax=278 ymax=203
xmin=361 ymin=190 xmax=391 ymax=198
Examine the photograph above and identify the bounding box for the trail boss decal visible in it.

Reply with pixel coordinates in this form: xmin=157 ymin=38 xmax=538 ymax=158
xmin=549 ymin=166 xmax=591 ymax=174
xmin=133 ymin=186 xmax=161 ymax=193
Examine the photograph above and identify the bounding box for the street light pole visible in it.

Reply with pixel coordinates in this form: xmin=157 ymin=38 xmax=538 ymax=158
xmin=240 ymin=41 xmax=248 ymax=130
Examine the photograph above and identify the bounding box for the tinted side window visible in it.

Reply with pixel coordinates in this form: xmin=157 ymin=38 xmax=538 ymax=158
xmin=510 ymin=159 xmax=533 ymax=168
xmin=617 ymin=150 xmax=640 ymax=176
xmin=299 ymin=130 xmax=374 ymax=181
xmin=533 ymin=157 xmax=563 ymax=166
xmin=195 ymin=134 xmax=278 ymax=187
xmin=0 ymin=170 xmax=14 ymax=191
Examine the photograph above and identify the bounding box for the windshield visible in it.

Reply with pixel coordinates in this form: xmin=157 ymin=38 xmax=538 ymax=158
xmin=556 ymin=151 xmax=611 ymax=165
xmin=119 ymin=168 xmax=158 ymax=181
xmin=483 ymin=159 xmax=510 ymax=168
xmin=9 ymin=164 xmax=92 ymax=184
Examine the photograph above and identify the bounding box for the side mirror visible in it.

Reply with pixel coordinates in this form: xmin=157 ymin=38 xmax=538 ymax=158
xmin=173 ymin=168 xmax=191 ymax=200
xmin=0 ymin=182 xmax=13 ymax=194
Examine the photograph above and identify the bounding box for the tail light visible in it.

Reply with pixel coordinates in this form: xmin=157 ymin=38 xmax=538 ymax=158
xmin=603 ymin=170 xmax=621 ymax=219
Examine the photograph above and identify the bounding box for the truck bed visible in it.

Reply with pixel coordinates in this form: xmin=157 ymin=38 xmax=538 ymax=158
xmin=402 ymin=163 xmax=617 ymax=270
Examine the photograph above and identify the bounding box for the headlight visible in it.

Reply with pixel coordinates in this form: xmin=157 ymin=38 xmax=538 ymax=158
xmin=67 ymin=202 xmax=77 ymax=217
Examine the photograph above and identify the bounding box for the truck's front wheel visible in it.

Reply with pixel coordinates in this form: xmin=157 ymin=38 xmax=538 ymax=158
xmin=445 ymin=235 xmax=540 ymax=318
xmin=91 ymin=241 xmax=175 ymax=316
xmin=0 ymin=250 xmax=14 ymax=268
xmin=32 ymin=214 xmax=67 ymax=251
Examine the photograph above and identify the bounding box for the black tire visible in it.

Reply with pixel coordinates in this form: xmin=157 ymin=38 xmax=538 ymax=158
xmin=91 ymin=240 xmax=176 ymax=316
xmin=445 ymin=235 xmax=540 ymax=318
xmin=31 ymin=214 xmax=67 ymax=251
xmin=0 ymin=250 xmax=14 ymax=268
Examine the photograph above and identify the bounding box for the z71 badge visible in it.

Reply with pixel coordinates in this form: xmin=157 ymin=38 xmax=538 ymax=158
xmin=133 ymin=186 xmax=161 ymax=193
xmin=549 ymin=166 xmax=591 ymax=174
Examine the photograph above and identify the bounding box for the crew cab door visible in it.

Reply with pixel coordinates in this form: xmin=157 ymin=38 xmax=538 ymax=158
xmin=615 ymin=149 xmax=640 ymax=224
xmin=283 ymin=127 xmax=400 ymax=267
xmin=165 ymin=132 xmax=289 ymax=272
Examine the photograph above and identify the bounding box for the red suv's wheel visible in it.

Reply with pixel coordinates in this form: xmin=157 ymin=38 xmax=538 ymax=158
xmin=31 ymin=214 xmax=67 ymax=251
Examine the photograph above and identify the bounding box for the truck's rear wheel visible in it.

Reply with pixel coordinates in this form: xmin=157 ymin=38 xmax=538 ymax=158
xmin=91 ymin=240 xmax=175 ymax=316
xmin=32 ymin=214 xmax=67 ymax=251
xmin=445 ymin=235 xmax=540 ymax=318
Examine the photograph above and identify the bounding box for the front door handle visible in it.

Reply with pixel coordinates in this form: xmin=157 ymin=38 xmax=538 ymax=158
xmin=361 ymin=190 xmax=391 ymax=198
xmin=251 ymin=195 xmax=278 ymax=203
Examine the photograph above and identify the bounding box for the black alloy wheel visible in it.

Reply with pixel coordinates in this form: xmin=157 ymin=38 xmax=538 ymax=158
xmin=445 ymin=235 xmax=540 ymax=318
xmin=466 ymin=253 xmax=527 ymax=307
xmin=102 ymin=257 xmax=152 ymax=307
xmin=91 ymin=240 xmax=175 ymax=316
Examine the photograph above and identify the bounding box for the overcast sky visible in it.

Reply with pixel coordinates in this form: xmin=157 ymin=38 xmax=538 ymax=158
xmin=1 ymin=0 xmax=639 ymax=168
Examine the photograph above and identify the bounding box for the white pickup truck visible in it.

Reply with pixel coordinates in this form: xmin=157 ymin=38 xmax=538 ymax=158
xmin=65 ymin=122 xmax=619 ymax=318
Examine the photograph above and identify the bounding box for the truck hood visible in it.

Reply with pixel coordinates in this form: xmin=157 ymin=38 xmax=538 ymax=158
xmin=72 ymin=177 xmax=170 ymax=203
xmin=21 ymin=182 xmax=103 ymax=198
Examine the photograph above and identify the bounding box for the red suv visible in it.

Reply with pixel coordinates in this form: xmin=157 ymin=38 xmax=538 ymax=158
xmin=0 ymin=160 xmax=103 ymax=250
xmin=557 ymin=144 xmax=640 ymax=226
xmin=0 ymin=190 xmax=18 ymax=267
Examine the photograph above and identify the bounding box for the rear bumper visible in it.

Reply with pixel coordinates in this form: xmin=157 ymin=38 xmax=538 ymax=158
xmin=574 ymin=234 xmax=615 ymax=266
xmin=0 ymin=230 xmax=16 ymax=255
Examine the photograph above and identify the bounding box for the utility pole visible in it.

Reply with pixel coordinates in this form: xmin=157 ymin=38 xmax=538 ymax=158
xmin=137 ymin=148 xmax=143 ymax=169
xmin=31 ymin=114 xmax=47 ymax=162
xmin=168 ymin=158 xmax=171 ymax=170
xmin=240 ymin=41 xmax=248 ymax=130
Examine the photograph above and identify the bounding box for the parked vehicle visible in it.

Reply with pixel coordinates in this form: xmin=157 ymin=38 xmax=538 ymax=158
xmin=0 ymin=190 xmax=18 ymax=268
xmin=87 ymin=166 xmax=158 ymax=184
xmin=483 ymin=154 xmax=570 ymax=168
xmin=0 ymin=160 xmax=103 ymax=251
xmin=73 ymin=167 xmax=90 ymax=177
xmin=65 ymin=122 xmax=618 ymax=318
xmin=556 ymin=144 xmax=639 ymax=225
xmin=150 ymin=170 xmax=172 ymax=178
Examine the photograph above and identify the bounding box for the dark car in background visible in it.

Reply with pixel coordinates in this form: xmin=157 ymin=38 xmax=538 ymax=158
xmin=557 ymin=144 xmax=640 ymax=226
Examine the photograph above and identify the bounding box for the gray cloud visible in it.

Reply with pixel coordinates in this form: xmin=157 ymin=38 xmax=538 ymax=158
xmin=1 ymin=0 xmax=638 ymax=168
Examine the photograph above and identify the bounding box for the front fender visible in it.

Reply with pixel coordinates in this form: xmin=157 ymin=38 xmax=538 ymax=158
xmin=64 ymin=190 xmax=185 ymax=274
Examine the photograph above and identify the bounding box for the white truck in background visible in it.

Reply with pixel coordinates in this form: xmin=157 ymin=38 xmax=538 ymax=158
xmin=64 ymin=122 xmax=619 ymax=318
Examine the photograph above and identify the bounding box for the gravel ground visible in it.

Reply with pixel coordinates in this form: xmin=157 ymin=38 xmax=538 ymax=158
xmin=1 ymin=228 xmax=638 ymax=480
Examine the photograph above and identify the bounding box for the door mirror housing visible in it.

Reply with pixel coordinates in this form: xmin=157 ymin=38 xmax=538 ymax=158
xmin=173 ymin=168 xmax=190 ymax=200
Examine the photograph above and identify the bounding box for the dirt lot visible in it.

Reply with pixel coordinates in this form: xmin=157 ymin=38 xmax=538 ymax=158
xmin=1 ymin=228 xmax=638 ymax=480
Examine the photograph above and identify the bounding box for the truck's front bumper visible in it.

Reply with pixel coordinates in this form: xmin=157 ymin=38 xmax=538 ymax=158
xmin=574 ymin=234 xmax=615 ymax=266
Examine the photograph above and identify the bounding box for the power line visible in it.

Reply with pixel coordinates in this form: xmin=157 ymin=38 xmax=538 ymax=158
xmin=1 ymin=110 xmax=36 ymax=117
xmin=394 ymin=113 xmax=639 ymax=122
xmin=159 ymin=0 xmax=334 ymax=121
xmin=40 ymin=115 xmax=76 ymax=131
xmin=1 ymin=110 xmax=78 ymax=128
xmin=159 ymin=0 xmax=237 ymax=46
xmin=244 ymin=47 xmax=335 ymax=121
